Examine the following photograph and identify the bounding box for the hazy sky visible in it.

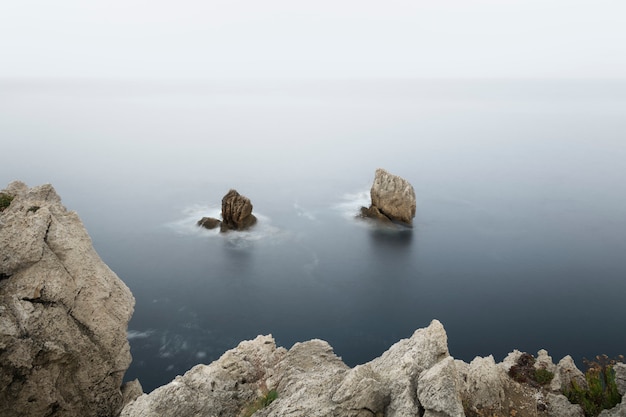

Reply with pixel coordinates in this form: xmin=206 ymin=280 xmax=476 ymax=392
xmin=1 ymin=0 xmax=624 ymax=79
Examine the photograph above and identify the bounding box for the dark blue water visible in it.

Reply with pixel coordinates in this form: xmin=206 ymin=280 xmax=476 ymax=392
xmin=1 ymin=79 xmax=625 ymax=392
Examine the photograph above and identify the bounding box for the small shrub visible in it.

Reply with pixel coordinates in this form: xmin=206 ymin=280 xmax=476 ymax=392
xmin=241 ymin=389 xmax=278 ymax=417
xmin=534 ymin=368 xmax=555 ymax=385
xmin=508 ymin=353 xmax=554 ymax=387
xmin=0 ymin=193 xmax=14 ymax=212
xmin=564 ymin=354 xmax=624 ymax=417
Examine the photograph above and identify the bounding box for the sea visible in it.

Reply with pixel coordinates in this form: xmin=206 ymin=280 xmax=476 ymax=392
xmin=1 ymin=78 xmax=625 ymax=392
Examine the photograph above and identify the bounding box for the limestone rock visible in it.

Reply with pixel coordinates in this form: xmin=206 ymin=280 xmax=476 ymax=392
xmin=121 ymin=379 xmax=144 ymax=407
xmin=615 ymin=363 xmax=626 ymax=397
xmin=553 ymin=355 xmax=587 ymax=391
xmin=535 ymin=349 xmax=557 ymax=373
xmin=458 ymin=355 xmax=507 ymax=411
xmin=331 ymin=364 xmax=390 ymax=416
xmin=121 ymin=318 xmax=601 ymax=417
xmin=0 ymin=181 xmax=135 ymax=417
xmin=368 ymin=319 xmax=449 ymax=417
xmin=361 ymin=168 xmax=416 ymax=226
xmin=417 ymin=356 xmax=464 ymax=417
xmin=264 ymin=339 xmax=350 ymax=417
xmin=122 ymin=320 xmax=451 ymax=417
xmin=546 ymin=392 xmax=585 ymax=417
xmin=122 ymin=335 xmax=286 ymax=417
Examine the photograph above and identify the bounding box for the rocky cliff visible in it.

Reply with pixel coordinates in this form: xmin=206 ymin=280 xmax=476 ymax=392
xmin=0 ymin=181 xmax=136 ymax=417
xmin=121 ymin=320 xmax=626 ymax=417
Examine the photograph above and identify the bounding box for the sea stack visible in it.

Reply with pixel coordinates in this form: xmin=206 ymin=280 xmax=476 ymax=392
xmin=360 ymin=168 xmax=416 ymax=226
xmin=197 ymin=189 xmax=257 ymax=232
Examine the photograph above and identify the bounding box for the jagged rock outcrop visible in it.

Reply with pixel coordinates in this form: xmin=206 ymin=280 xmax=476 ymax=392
xmin=360 ymin=168 xmax=416 ymax=226
xmin=197 ymin=189 xmax=257 ymax=232
xmin=121 ymin=335 xmax=287 ymax=417
xmin=459 ymin=350 xmax=586 ymax=417
xmin=121 ymin=319 xmax=613 ymax=417
xmin=0 ymin=181 xmax=136 ymax=417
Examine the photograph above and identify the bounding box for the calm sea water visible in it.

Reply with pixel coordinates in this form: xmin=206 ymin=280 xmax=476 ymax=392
xmin=1 ymin=79 xmax=625 ymax=392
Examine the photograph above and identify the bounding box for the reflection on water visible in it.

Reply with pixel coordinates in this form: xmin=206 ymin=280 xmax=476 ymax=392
xmin=368 ymin=227 xmax=414 ymax=249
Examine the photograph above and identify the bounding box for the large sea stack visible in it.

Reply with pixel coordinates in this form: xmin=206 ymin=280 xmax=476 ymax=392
xmin=361 ymin=168 xmax=416 ymax=226
xmin=0 ymin=181 xmax=137 ymax=417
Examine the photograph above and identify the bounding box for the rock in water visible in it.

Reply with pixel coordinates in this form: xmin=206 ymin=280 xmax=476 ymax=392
xmin=0 ymin=181 xmax=135 ymax=417
xmin=362 ymin=168 xmax=416 ymax=226
xmin=220 ymin=189 xmax=257 ymax=232
xmin=197 ymin=216 xmax=221 ymax=230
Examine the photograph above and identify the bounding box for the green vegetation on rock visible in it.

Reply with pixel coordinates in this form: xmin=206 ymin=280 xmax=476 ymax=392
xmin=241 ymin=389 xmax=278 ymax=417
xmin=0 ymin=192 xmax=14 ymax=212
xmin=508 ymin=353 xmax=554 ymax=388
xmin=564 ymin=355 xmax=624 ymax=417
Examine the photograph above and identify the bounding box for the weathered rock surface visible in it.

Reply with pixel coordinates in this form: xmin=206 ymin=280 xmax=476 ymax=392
xmin=221 ymin=189 xmax=257 ymax=232
xmin=361 ymin=168 xmax=416 ymax=226
xmin=121 ymin=335 xmax=286 ymax=417
xmin=121 ymin=318 xmax=606 ymax=417
xmin=197 ymin=189 xmax=257 ymax=232
xmin=0 ymin=181 xmax=136 ymax=417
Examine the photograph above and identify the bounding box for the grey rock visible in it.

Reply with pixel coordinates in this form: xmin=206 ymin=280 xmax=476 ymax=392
xmin=458 ymin=355 xmax=507 ymax=411
xmin=121 ymin=379 xmax=144 ymax=407
xmin=122 ymin=320 xmax=450 ymax=417
xmin=535 ymin=349 xmax=557 ymax=373
xmin=368 ymin=319 xmax=449 ymax=417
xmin=122 ymin=335 xmax=286 ymax=417
xmin=361 ymin=168 xmax=416 ymax=226
xmin=554 ymin=355 xmax=587 ymax=391
xmin=546 ymin=392 xmax=585 ymax=417
xmin=331 ymin=364 xmax=390 ymax=416
xmin=615 ymin=363 xmax=626 ymax=396
xmin=264 ymin=339 xmax=349 ymax=417
xmin=500 ymin=349 xmax=524 ymax=373
xmin=417 ymin=356 xmax=464 ymax=417
xmin=0 ymin=181 xmax=135 ymax=417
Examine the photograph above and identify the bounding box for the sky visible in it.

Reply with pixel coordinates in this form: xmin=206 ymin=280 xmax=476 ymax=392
xmin=0 ymin=0 xmax=625 ymax=80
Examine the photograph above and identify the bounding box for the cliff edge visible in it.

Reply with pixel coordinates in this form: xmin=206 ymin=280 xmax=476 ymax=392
xmin=122 ymin=319 xmax=626 ymax=417
xmin=0 ymin=181 xmax=136 ymax=417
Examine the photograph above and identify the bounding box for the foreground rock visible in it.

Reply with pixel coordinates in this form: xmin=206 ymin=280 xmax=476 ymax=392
xmin=361 ymin=168 xmax=416 ymax=226
xmin=197 ymin=189 xmax=257 ymax=232
xmin=0 ymin=181 xmax=136 ymax=417
xmin=122 ymin=319 xmax=618 ymax=417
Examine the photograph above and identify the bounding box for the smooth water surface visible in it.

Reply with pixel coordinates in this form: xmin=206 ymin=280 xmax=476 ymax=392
xmin=1 ymin=79 xmax=625 ymax=392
